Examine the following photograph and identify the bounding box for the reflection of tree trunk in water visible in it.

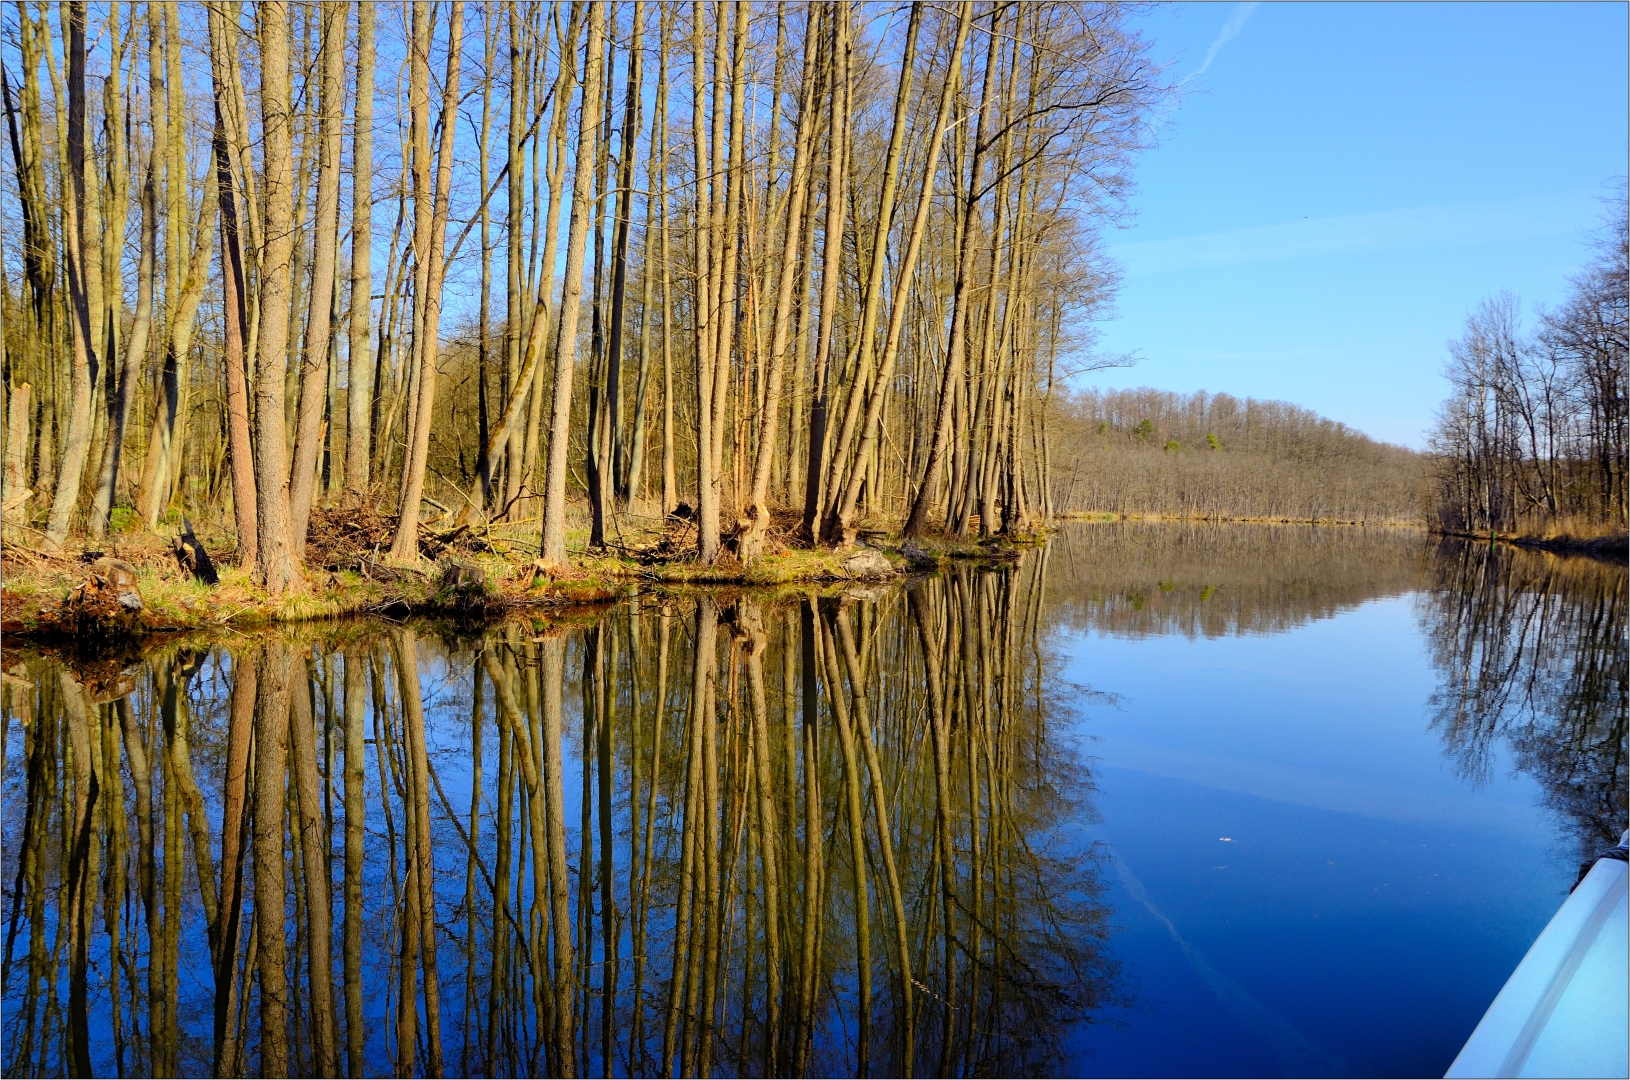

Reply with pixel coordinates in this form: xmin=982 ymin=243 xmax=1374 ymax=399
xmin=164 ymin=655 xmax=221 ymax=945
xmin=254 ymin=644 xmax=293 ymax=1077
xmin=159 ymin=688 xmax=184 ymax=1076
xmin=463 ymin=660 xmax=485 ymax=1075
xmin=290 ymin=653 xmax=339 ymax=1076
xmin=909 ymin=586 xmax=959 ymax=1074
xmin=668 ymin=598 xmax=709 ymax=1076
xmin=577 ymin=632 xmax=596 ymax=1075
xmin=392 ymin=627 xmax=445 ymax=1076
xmin=819 ymin=608 xmax=872 ymax=1075
xmin=10 ymin=691 xmax=51 ymax=1072
xmin=214 ymin=653 xmax=255 ymax=1076
xmin=835 ymin=604 xmax=915 ymax=1075
xmin=705 ymin=598 xmax=728 ymax=1075
xmin=487 ymin=647 xmax=513 ymax=1071
xmin=632 ymin=606 xmax=671 ymax=1073
xmin=740 ymin=601 xmax=784 ymax=1070
xmin=343 ymin=652 xmax=366 ymax=1078
xmin=60 ymin=672 xmax=98 ymax=1078
xmin=694 ymin=596 xmax=722 ymax=1075
xmin=537 ymin=635 xmax=578 ymax=1075
xmin=959 ymin=576 xmax=986 ymax=1076
xmin=98 ymin=700 xmax=129 ymax=1075
xmin=794 ymin=599 xmax=825 ymax=1075
xmin=598 ymin=625 xmax=619 ymax=1075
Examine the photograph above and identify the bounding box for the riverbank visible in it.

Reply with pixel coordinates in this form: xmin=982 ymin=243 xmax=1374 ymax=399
xmin=1058 ymin=511 xmax=1427 ymax=526
xmin=0 ymin=510 xmax=1033 ymax=643
xmin=1434 ymin=526 xmax=1629 ymax=562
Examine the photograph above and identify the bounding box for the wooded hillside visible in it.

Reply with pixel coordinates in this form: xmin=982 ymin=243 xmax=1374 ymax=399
xmin=1049 ymin=387 xmax=1426 ymax=522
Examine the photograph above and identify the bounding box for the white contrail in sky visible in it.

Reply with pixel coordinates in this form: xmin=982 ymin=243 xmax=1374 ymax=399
xmin=1181 ymin=2 xmax=1260 ymax=85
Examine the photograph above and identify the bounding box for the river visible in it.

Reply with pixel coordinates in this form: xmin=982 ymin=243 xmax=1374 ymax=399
xmin=2 ymin=524 xmax=1623 ymax=1077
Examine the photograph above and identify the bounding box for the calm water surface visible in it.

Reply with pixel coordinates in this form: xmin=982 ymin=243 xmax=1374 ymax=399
xmin=3 ymin=524 xmax=1623 ymax=1077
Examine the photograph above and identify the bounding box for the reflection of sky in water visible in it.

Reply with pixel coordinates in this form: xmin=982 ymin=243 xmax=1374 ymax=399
xmin=1055 ymin=593 xmax=1574 ymax=1078
xmin=4 ymin=527 xmax=1616 ymax=1078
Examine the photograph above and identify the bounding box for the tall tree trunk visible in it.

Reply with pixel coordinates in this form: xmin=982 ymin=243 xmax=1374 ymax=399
xmin=86 ymin=6 xmax=129 ymax=540
xmin=89 ymin=93 xmax=152 ymax=539
xmin=738 ymin=7 xmax=821 ymax=562
xmin=254 ymin=0 xmax=299 ymax=592
xmin=904 ymin=3 xmax=1005 ymax=539
xmin=819 ymin=3 xmax=922 ymax=543
xmin=831 ymin=2 xmax=969 ymax=546
xmin=539 ymin=2 xmax=606 ymax=567
xmin=390 ymin=1 xmax=466 ymax=562
xmin=608 ymin=2 xmax=645 ymax=506
xmin=44 ymin=1 xmax=100 ymax=548
xmin=344 ymin=1 xmax=376 ymax=496
xmin=461 ymin=3 xmax=579 ymax=526
xmin=802 ymin=5 xmax=850 ymax=542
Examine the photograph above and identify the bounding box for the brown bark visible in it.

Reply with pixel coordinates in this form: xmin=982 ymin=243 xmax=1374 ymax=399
xmin=206 ymin=31 xmax=259 ymax=566
xmin=390 ymin=1 xmax=466 ymax=562
xmin=288 ymin=1 xmax=347 ymax=550
xmin=254 ymin=1 xmax=300 ymax=592
xmin=345 ymin=2 xmax=376 ymax=495
xmin=539 ymin=2 xmax=606 ymax=568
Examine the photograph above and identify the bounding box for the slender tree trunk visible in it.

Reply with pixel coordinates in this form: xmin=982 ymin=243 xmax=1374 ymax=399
xmin=819 ymin=3 xmax=922 ymax=543
xmin=904 ymin=4 xmax=1005 ymax=539
xmin=833 ymin=2 xmax=971 ymax=546
xmin=44 ymin=1 xmax=99 ymax=548
xmin=802 ymin=6 xmax=850 ymax=542
xmin=539 ymin=2 xmax=606 ymax=567
xmin=344 ymin=2 xmax=376 ymax=495
xmin=737 ymin=8 xmax=820 ymax=563
xmin=206 ymin=4 xmax=260 ymax=565
xmin=286 ymin=1 xmax=346 ymax=549
xmin=609 ymin=2 xmax=645 ymax=506
xmin=390 ymin=1 xmax=466 ymax=561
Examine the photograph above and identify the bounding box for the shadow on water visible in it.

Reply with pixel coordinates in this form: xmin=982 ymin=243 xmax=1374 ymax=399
xmin=3 ymin=526 xmax=1623 ymax=1078
xmin=0 ymin=555 xmax=1116 ymax=1078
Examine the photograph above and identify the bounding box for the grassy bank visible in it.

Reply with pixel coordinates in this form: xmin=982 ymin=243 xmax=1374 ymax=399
xmin=1436 ymin=525 xmax=1629 ymax=562
xmin=0 ymin=508 xmax=1029 ymax=642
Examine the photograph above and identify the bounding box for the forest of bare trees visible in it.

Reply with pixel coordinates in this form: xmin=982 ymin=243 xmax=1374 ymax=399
xmin=0 ymin=1 xmax=1167 ymax=590
xmin=1428 ymin=202 xmax=1628 ymax=537
xmin=1047 ymin=387 xmax=1426 ymax=523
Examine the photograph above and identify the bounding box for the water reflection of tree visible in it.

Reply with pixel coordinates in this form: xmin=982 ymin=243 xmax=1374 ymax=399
xmin=1 ymin=554 xmax=1114 ymax=1077
xmin=1044 ymin=522 xmax=1429 ymax=639
xmin=1420 ymin=542 xmax=1628 ymax=860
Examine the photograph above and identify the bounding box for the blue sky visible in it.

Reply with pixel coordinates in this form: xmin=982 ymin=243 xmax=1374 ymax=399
xmin=1089 ymin=2 xmax=1628 ymax=449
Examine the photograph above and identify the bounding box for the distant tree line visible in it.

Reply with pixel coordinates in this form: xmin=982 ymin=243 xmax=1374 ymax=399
xmin=1046 ymin=387 xmax=1425 ymax=523
xmin=1428 ymin=201 xmax=1628 ymax=536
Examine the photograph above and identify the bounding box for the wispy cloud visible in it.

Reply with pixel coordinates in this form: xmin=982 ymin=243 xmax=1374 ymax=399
xmin=1181 ymin=2 xmax=1259 ymax=86
xmin=1110 ymin=193 xmax=1599 ymax=276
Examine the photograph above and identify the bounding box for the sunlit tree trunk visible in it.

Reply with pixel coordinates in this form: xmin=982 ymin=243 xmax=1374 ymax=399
xmin=391 ymin=2 xmax=465 ymax=562
xmin=44 ymin=1 xmax=99 ymax=547
xmin=539 ymin=2 xmax=606 ymax=568
xmin=344 ymin=3 xmax=376 ymax=496
xmin=254 ymin=1 xmax=299 ymax=592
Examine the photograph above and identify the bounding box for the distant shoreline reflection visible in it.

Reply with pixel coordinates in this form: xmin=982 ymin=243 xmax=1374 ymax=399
xmin=2 ymin=526 xmax=1622 ymax=1078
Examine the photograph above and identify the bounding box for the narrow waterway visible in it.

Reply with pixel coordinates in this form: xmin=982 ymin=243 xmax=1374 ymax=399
xmin=2 ymin=524 xmax=1621 ymax=1077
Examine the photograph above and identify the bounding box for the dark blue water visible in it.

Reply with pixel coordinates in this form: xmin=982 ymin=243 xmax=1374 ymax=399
xmin=3 ymin=525 xmax=1621 ymax=1077
xmin=1048 ymin=537 xmax=1621 ymax=1078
